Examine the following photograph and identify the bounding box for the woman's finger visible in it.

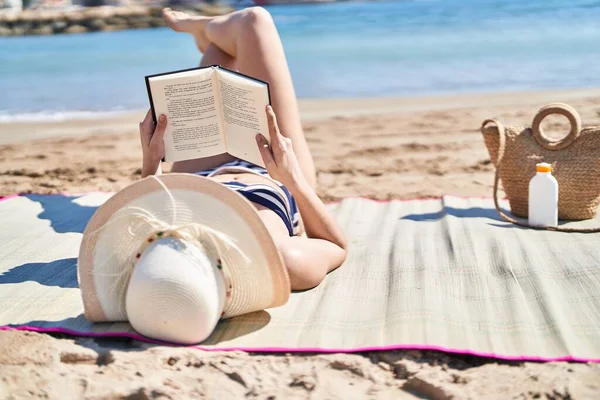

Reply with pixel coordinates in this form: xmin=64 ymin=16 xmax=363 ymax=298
xmin=151 ymin=114 xmax=167 ymax=146
xmin=141 ymin=109 xmax=153 ymax=126
xmin=139 ymin=109 xmax=154 ymax=144
xmin=256 ymin=134 xmax=275 ymax=167
xmin=140 ymin=109 xmax=154 ymax=133
xmin=266 ymin=105 xmax=282 ymax=145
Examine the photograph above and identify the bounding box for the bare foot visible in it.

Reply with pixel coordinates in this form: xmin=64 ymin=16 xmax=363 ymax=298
xmin=162 ymin=8 xmax=212 ymax=53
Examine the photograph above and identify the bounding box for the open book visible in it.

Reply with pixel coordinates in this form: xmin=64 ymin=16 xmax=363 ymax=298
xmin=145 ymin=65 xmax=271 ymax=166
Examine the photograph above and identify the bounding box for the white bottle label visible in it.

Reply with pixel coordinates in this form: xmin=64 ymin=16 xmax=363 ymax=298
xmin=528 ymin=172 xmax=558 ymax=228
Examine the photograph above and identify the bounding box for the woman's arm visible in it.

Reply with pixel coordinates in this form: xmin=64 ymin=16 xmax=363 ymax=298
xmin=257 ymin=106 xmax=347 ymax=249
xmin=286 ymin=176 xmax=347 ymax=249
xmin=139 ymin=109 xmax=167 ymax=178
xmin=257 ymin=106 xmax=347 ymax=289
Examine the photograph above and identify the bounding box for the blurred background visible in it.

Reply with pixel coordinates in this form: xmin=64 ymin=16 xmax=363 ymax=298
xmin=0 ymin=0 xmax=599 ymax=121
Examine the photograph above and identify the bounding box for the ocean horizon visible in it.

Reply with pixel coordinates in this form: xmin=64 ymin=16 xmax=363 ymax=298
xmin=1 ymin=0 xmax=599 ymax=121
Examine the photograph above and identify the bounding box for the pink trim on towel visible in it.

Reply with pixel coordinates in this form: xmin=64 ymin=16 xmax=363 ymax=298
xmin=1 ymin=325 xmax=597 ymax=363
xmin=0 ymin=192 xmax=506 ymax=205
xmin=326 ymin=195 xmax=508 ymax=205
xmin=0 ymin=194 xmax=19 ymax=203
xmin=0 ymin=191 xmax=114 ymax=201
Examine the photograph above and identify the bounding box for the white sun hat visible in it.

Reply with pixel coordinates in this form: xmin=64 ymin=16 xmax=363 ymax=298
xmin=77 ymin=173 xmax=290 ymax=344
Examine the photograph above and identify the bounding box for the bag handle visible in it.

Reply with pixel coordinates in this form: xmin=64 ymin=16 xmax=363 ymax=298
xmin=531 ymin=103 xmax=582 ymax=151
xmin=481 ymin=119 xmax=600 ymax=233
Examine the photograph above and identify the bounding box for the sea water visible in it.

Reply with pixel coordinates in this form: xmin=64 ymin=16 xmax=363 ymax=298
xmin=1 ymin=0 xmax=599 ymax=120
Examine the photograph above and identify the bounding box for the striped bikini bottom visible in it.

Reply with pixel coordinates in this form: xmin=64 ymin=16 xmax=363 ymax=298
xmin=195 ymin=160 xmax=300 ymax=237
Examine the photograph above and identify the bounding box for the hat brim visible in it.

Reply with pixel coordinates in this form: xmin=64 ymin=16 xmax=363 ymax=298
xmin=78 ymin=173 xmax=290 ymax=322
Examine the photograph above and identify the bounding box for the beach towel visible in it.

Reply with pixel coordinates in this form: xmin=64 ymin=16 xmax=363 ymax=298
xmin=1 ymin=193 xmax=599 ymax=362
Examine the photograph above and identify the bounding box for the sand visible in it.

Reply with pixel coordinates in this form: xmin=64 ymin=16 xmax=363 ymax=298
xmin=1 ymin=89 xmax=600 ymax=399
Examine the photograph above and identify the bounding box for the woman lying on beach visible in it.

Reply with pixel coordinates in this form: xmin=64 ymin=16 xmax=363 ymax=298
xmin=138 ymin=7 xmax=347 ymax=290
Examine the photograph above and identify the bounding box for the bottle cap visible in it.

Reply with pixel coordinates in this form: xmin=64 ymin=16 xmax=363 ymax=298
xmin=536 ymin=162 xmax=552 ymax=173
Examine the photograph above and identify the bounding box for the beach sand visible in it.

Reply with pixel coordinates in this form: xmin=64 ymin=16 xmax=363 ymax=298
xmin=1 ymin=89 xmax=600 ymax=398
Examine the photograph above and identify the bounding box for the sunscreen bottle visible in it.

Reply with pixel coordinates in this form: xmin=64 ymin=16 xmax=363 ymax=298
xmin=528 ymin=162 xmax=558 ymax=228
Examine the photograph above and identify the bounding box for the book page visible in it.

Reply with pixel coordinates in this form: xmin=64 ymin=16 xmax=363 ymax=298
xmin=148 ymin=68 xmax=225 ymax=162
xmin=216 ymin=68 xmax=270 ymax=167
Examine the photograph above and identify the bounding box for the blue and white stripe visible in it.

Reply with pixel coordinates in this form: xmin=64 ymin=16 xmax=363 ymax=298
xmin=194 ymin=159 xmax=267 ymax=178
xmin=195 ymin=160 xmax=300 ymax=236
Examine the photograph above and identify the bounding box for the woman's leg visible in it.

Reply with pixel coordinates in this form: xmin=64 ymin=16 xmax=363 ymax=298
xmin=163 ymin=7 xmax=316 ymax=187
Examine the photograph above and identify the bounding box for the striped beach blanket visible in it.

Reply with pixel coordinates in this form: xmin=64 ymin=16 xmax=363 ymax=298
xmin=0 ymin=193 xmax=599 ymax=362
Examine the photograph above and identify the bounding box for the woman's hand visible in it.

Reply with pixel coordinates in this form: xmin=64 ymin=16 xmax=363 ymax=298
xmin=139 ymin=109 xmax=167 ymax=177
xmin=256 ymin=105 xmax=306 ymax=189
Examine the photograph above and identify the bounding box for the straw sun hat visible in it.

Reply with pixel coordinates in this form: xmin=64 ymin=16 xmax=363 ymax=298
xmin=77 ymin=173 xmax=290 ymax=344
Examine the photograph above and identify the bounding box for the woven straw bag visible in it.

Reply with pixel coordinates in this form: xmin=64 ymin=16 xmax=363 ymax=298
xmin=481 ymin=103 xmax=600 ymax=233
